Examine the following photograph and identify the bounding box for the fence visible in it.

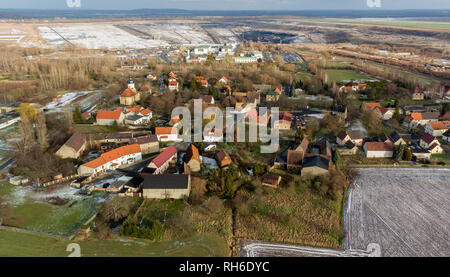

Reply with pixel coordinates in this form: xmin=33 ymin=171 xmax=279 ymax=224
xmin=39 ymin=174 xmax=79 ymax=188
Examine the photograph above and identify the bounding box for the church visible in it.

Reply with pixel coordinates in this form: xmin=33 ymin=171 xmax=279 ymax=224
xmin=120 ymin=78 xmax=141 ymax=106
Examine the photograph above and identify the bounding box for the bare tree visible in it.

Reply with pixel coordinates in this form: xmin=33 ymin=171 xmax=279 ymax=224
xmin=35 ymin=109 xmax=48 ymax=151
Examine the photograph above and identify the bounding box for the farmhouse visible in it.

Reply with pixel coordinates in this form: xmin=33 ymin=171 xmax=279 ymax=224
xmin=142 ymin=174 xmax=191 ymax=199
xmin=78 ymin=144 xmax=142 ymax=177
xmin=425 ymin=121 xmax=450 ymax=137
xmin=408 ymin=112 xmax=440 ymax=129
xmin=277 ymin=112 xmax=293 ymax=130
xmin=129 ymin=135 xmax=159 ymax=155
xmin=409 ymin=87 xmax=425 ymax=101
xmin=364 ymin=142 xmax=394 ymax=158
xmin=96 ymin=109 xmax=124 ymax=126
xmin=337 ymin=141 xmax=358 ymax=155
xmin=120 ymin=78 xmax=141 ymax=106
xmin=287 ymin=138 xmax=309 ymax=171
xmin=55 ymin=131 xmax=87 ymax=159
xmin=389 ymin=131 xmax=407 ymax=146
xmin=301 ymin=156 xmax=330 ymax=177
xmin=168 ymin=80 xmax=179 ymax=92
xmin=337 ymin=130 xmax=363 ymax=146
xmin=374 ymin=106 xmax=394 ymax=120
xmin=155 ymin=127 xmax=179 ymax=142
xmin=204 ymin=128 xmax=223 ymax=142
xmin=419 ymin=133 xmax=440 ymax=149
xmin=216 ymin=150 xmax=232 ymax=168
xmin=409 ymin=144 xmax=431 ymax=161
xmin=184 ymin=144 xmax=202 ymax=173
xmin=363 ymin=102 xmax=381 ymax=111
xmin=146 ymin=146 xmax=178 ymax=175
xmin=429 ymin=143 xmax=444 ymax=154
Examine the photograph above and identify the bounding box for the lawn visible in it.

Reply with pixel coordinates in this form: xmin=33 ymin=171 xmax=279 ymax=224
xmin=295 ymin=71 xmax=313 ymax=81
xmin=0 ymin=182 xmax=102 ymax=236
xmin=431 ymin=154 xmax=450 ymax=165
xmin=73 ymin=124 xmax=110 ymax=134
xmin=0 ymin=230 xmax=229 ymax=257
xmin=325 ymin=69 xmax=375 ymax=84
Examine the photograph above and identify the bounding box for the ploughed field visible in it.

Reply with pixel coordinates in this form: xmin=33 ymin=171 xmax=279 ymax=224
xmin=345 ymin=168 xmax=450 ymax=257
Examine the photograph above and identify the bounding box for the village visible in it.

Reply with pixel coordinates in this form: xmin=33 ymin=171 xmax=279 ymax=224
xmin=0 ymin=12 xmax=449 ymax=257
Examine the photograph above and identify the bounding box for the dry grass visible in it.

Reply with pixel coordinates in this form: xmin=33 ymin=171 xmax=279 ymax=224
xmin=234 ymin=179 xmax=343 ymax=249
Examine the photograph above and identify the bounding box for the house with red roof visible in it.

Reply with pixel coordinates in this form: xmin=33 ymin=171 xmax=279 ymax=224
xmin=155 ymin=127 xmax=179 ymax=142
xmin=420 ymin=133 xmax=441 ymax=151
xmin=168 ymin=80 xmax=179 ymax=92
xmin=184 ymin=144 xmax=202 ymax=172
xmin=56 ymin=131 xmax=87 ymax=159
xmin=145 ymin=146 xmax=178 ymax=175
xmin=78 ymin=144 xmax=142 ymax=176
xmin=96 ymin=109 xmax=125 ymax=126
xmin=425 ymin=121 xmax=450 ymax=137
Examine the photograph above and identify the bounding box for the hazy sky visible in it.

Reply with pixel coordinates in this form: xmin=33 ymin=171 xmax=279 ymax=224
xmin=0 ymin=0 xmax=449 ymax=10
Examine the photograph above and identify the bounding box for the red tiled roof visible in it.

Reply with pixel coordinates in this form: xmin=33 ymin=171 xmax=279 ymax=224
xmin=155 ymin=127 xmax=176 ymax=135
xmin=411 ymin=112 xmax=423 ymax=120
xmin=121 ymin=88 xmax=139 ymax=98
xmin=140 ymin=108 xmax=152 ymax=116
xmin=97 ymin=110 xmax=122 ymax=120
xmin=150 ymin=146 xmax=177 ymax=168
xmin=184 ymin=144 xmax=200 ymax=163
xmin=364 ymin=102 xmax=381 ymax=110
xmin=82 ymin=144 xmax=141 ymax=169
xmin=421 ymin=133 xmax=437 ymax=144
xmin=429 ymin=121 xmax=450 ymax=130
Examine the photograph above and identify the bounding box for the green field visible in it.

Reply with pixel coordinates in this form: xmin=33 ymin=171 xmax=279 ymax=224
xmin=325 ymin=69 xmax=375 ymax=84
xmin=0 ymin=230 xmax=229 ymax=257
xmin=431 ymin=154 xmax=450 ymax=164
xmin=0 ymin=182 xmax=101 ymax=236
xmin=295 ymin=71 xmax=313 ymax=82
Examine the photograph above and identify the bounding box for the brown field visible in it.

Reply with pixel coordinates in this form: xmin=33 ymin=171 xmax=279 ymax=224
xmin=235 ymin=183 xmax=343 ymax=249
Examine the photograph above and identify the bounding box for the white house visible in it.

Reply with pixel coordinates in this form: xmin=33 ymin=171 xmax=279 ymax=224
xmin=145 ymin=146 xmax=178 ymax=175
xmin=364 ymin=142 xmax=394 ymax=158
xmin=419 ymin=133 xmax=440 ymax=149
xmin=168 ymin=81 xmax=179 ymax=92
xmin=155 ymin=127 xmax=179 ymax=142
xmin=78 ymin=144 xmax=142 ymax=177
xmin=337 ymin=130 xmax=363 ymax=146
xmin=96 ymin=109 xmax=125 ymax=126
xmin=425 ymin=121 xmax=450 ymax=137
xmin=203 ymin=128 xmax=223 ymax=142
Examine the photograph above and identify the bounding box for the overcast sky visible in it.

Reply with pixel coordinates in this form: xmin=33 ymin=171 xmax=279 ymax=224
xmin=0 ymin=0 xmax=449 ymax=10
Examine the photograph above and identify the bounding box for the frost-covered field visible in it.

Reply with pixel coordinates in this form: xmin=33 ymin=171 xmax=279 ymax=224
xmin=38 ymin=24 xmax=168 ymax=49
xmin=44 ymin=91 xmax=90 ymax=111
xmin=126 ymin=24 xmax=213 ymax=45
xmin=345 ymin=168 xmax=450 ymax=257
